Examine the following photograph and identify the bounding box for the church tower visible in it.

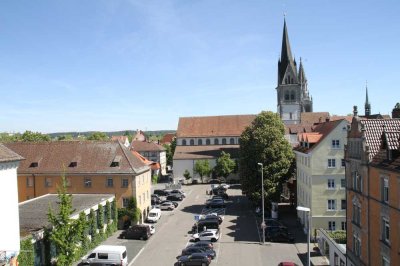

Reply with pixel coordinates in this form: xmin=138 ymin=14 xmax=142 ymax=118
xmin=364 ymin=83 xmax=371 ymax=117
xmin=276 ymin=19 xmax=313 ymax=124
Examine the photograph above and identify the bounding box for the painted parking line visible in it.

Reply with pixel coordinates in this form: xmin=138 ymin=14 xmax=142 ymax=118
xmin=128 ymin=247 xmax=144 ymax=266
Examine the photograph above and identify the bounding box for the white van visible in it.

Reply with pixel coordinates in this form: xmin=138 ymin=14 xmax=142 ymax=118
xmin=146 ymin=208 xmax=161 ymax=223
xmin=81 ymin=245 xmax=128 ymax=266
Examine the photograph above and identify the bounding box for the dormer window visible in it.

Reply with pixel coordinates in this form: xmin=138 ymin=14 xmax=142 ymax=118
xmin=29 ymin=162 xmax=38 ymax=168
xmin=111 ymin=156 xmax=121 ymax=167
xmin=69 ymin=162 xmax=77 ymax=167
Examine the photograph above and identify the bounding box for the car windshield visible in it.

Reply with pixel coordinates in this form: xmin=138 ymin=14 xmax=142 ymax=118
xmin=149 ymin=213 xmax=156 ymax=217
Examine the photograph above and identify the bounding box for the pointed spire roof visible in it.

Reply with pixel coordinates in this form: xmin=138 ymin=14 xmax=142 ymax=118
xmin=278 ymin=19 xmax=297 ymax=84
xmin=298 ymin=57 xmax=307 ymax=83
xmin=365 ymin=82 xmax=370 ymax=104
xmin=365 ymin=81 xmax=371 ymax=116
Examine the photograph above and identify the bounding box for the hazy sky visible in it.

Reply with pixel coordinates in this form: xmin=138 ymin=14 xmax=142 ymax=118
xmin=1 ymin=0 xmax=399 ymax=133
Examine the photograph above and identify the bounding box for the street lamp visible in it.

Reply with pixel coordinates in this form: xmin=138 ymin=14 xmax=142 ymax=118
xmin=297 ymin=206 xmax=311 ymax=266
xmin=257 ymin=162 xmax=265 ymax=245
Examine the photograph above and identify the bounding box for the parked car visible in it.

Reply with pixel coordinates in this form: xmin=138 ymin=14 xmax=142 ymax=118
xmin=265 ymin=226 xmax=294 ymax=242
xmin=176 ymin=253 xmax=211 ymax=266
xmin=146 ymin=208 xmax=161 ymax=223
xmin=119 ymin=225 xmax=151 ymax=240
xmin=264 ymin=218 xmax=285 ymax=228
xmin=191 ymin=230 xmax=220 ymax=242
xmin=181 ymin=246 xmax=216 ymax=259
xmin=159 ymin=201 xmax=175 ymax=210
xmin=151 ymin=198 xmax=161 ymax=205
xmin=209 ymin=179 xmax=221 ymax=184
xmin=199 ymin=215 xmax=223 ymax=225
xmin=153 ymin=189 xmax=169 ymax=196
xmin=192 ymin=220 xmax=220 ymax=233
xmin=206 ymin=199 xmax=226 ymax=208
xmin=160 ymin=200 xmax=178 ymax=208
xmin=166 ymin=194 xmax=183 ymax=201
xmin=201 ymin=212 xmax=224 ymax=222
xmin=187 ymin=240 xmax=214 ymax=250
xmin=143 ymin=223 xmax=156 ymax=234
xmin=171 ymin=189 xmax=186 ymax=197
xmin=220 ymin=183 xmax=230 ymax=190
xmin=81 ymin=245 xmax=128 ymax=266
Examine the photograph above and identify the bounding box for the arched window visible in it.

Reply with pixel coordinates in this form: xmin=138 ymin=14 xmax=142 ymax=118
xmin=290 ymin=91 xmax=295 ymax=101
xmin=285 ymin=91 xmax=289 ymax=101
xmin=230 ymin=138 xmax=235 ymax=144
xmin=190 ymin=139 xmax=194 ymax=145
xmin=214 ymin=138 xmax=219 ymax=145
xmin=222 ymin=138 xmax=227 ymax=145
xmin=198 ymin=139 xmax=203 ymax=145
xmin=206 ymin=139 xmax=211 ymax=145
xmin=182 ymin=139 xmax=187 ymax=146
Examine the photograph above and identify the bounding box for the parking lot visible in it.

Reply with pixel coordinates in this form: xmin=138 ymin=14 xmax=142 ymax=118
xmin=87 ymin=184 xmax=305 ymax=266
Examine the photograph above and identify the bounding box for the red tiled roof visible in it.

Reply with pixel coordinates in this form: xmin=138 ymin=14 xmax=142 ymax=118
xmin=160 ymin=133 xmax=175 ymax=144
xmin=331 ymin=115 xmax=353 ymax=123
xmin=0 ymin=144 xmax=24 ymax=163
xmin=176 ymin=115 xmax=256 ymax=138
xmin=173 ymin=145 xmax=239 ymax=160
xmin=131 ymin=140 xmax=165 ymax=152
xmin=300 ymin=112 xmax=330 ymax=124
xmin=111 ymin=136 xmax=129 ymax=143
xmin=4 ymin=141 xmax=148 ymax=174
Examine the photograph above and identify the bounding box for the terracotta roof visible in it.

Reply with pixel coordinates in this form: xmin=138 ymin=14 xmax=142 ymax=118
xmin=176 ymin=115 xmax=256 ymax=138
xmin=383 ymin=131 xmax=400 ymax=150
xmin=4 ymin=141 xmax=149 ymax=175
xmin=111 ymin=136 xmax=129 ymax=143
xmin=19 ymin=194 xmax=114 ymax=236
xmin=285 ymin=123 xmax=314 ymax=134
xmin=300 ymin=112 xmax=330 ymax=124
xmin=0 ymin=144 xmax=24 ymax=163
xmin=131 ymin=150 xmax=160 ymax=170
xmin=160 ymin=133 xmax=175 ymax=144
xmin=359 ymin=119 xmax=400 ymax=160
xmin=331 ymin=115 xmax=353 ymax=123
xmin=295 ymin=119 xmax=345 ymax=153
xmin=131 ymin=140 xmax=165 ymax=152
xmin=132 ymin=130 xmax=146 ymax=141
xmin=370 ymin=131 xmax=400 ymax=172
xmin=173 ymin=145 xmax=239 ymax=160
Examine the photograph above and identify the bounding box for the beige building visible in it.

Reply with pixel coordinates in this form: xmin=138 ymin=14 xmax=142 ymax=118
xmin=295 ymin=119 xmax=348 ymax=234
xmin=4 ymin=141 xmax=152 ymax=221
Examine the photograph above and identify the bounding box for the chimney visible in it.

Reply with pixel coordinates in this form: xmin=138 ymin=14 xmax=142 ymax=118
xmin=392 ymin=103 xmax=400 ymax=118
xmin=353 ymin=106 xmax=358 ymax=117
xmin=325 ymin=115 xmax=330 ymax=122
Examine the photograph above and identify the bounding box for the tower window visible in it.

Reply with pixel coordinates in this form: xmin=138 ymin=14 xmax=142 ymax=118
xmin=290 ymin=91 xmax=295 ymax=101
xmin=285 ymin=91 xmax=289 ymax=101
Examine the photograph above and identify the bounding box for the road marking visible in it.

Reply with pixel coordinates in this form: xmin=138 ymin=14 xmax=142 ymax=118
xmin=128 ymin=247 xmax=144 ymax=266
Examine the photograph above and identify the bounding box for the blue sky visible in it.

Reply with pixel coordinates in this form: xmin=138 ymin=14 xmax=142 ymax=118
xmin=1 ymin=0 xmax=399 ymax=133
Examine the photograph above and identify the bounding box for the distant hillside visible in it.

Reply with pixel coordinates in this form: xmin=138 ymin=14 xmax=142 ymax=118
xmin=48 ymin=130 xmax=176 ymax=139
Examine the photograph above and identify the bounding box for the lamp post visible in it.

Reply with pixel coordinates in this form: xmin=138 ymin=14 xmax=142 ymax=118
xmin=297 ymin=206 xmax=311 ymax=266
xmin=257 ymin=162 xmax=265 ymax=245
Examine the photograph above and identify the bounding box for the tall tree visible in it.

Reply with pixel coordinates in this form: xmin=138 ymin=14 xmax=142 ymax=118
xmin=239 ymin=111 xmax=294 ymax=204
xmin=214 ymin=151 xmax=235 ymax=180
xmin=47 ymin=176 xmax=82 ymax=265
xmin=87 ymin=132 xmax=108 ymax=141
xmin=183 ymin=169 xmax=191 ymax=182
xmin=21 ymin=130 xmax=51 ymax=142
xmin=194 ymin=160 xmax=211 ymax=183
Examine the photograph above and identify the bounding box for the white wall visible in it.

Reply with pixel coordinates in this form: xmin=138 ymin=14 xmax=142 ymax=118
xmin=0 ymin=161 xmax=21 ymax=254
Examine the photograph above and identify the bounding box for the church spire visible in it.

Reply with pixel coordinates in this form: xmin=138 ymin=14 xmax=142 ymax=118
xmin=278 ymin=18 xmax=297 ymax=85
xmin=298 ymin=57 xmax=307 ymax=83
xmin=365 ymin=81 xmax=371 ymax=116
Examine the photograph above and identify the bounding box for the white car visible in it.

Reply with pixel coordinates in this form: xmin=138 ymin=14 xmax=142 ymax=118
xmin=143 ymin=224 xmax=155 ymax=235
xmin=220 ymin=183 xmax=230 ymax=190
xmin=159 ymin=202 xmax=175 ymax=210
xmin=146 ymin=208 xmax=161 ymax=223
xmin=191 ymin=230 xmax=220 ymax=242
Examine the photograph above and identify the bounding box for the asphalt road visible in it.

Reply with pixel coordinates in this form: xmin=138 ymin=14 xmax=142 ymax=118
xmin=81 ymin=184 xmax=305 ymax=266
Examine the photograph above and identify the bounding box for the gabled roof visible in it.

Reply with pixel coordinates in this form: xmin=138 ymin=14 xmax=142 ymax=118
xmin=0 ymin=144 xmax=24 ymax=163
xmin=300 ymin=112 xmax=330 ymax=125
xmin=176 ymin=114 xmax=256 ymax=138
xmin=111 ymin=136 xmax=129 ymax=143
xmin=160 ymin=133 xmax=175 ymax=144
xmin=4 ymin=141 xmax=148 ymax=175
xmin=131 ymin=140 xmax=165 ymax=152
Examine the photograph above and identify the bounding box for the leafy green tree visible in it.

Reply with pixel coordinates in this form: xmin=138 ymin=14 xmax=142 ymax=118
xmin=152 ymin=174 xmax=159 ymax=184
xmin=21 ymin=130 xmax=51 ymax=142
xmin=18 ymin=237 xmax=35 ymax=266
xmin=239 ymin=111 xmax=294 ymax=204
xmin=163 ymin=138 xmax=176 ymax=166
xmin=214 ymin=151 xmax=235 ymax=180
xmin=105 ymin=201 xmax=111 ymax=224
xmin=183 ymin=169 xmax=191 ymax=182
xmin=87 ymin=132 xmax=108 ymax=141
xmin=194 ymin=160 xmax=211 ymax=183
xmin=76 ymin=212 xmax=89 ymax=257
xmin=57 ymin=134 xmax=74 ymax=141
xmin=97 ymin=204 xmax=104 ymax=235
xmin=88 ymin=209 xmax=97 ymax=245
xmin=0 ymin=133 xmax=21 ymax=142
xmin=47 ymin=176 xmax=82 ymax=265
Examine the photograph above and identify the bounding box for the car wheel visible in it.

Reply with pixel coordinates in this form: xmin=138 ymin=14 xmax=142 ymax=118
xmin=195 ymin=238 xmax=200 ymax=242
xmin=211 ymin=238 xmax=216 ymax=242
xmin=140 ymin=236 xmax=144 ymax=240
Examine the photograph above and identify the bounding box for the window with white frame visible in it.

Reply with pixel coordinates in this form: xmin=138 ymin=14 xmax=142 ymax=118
xmin=341 ymin=178 xmax=346 ymax=188
xmin=353 ymin=235 xmax=361 ymax=257
xmin=328 ymin=179 xmax=335 ymax=189
xmin=382 ymin=218 xmax=390 ymax=244
xmin=353 ymin=171 xmax=362 ymax=192
xmin=332 ymin=139 xmax=340 ymax=149
xmin=121 ymin=178 xmax=129 ymax=188
xmin=328 ymin=221 xmax=336 ymax=231
xmin=353 ymin=203 xmax=361 ymax=225
xmin=106 ymin=177 xmax=113 ymax=187
xmin=341 ymin=221 xmax=347 ymax=230
xmin=328 ymin=159 xmax=336 ymax=168
xmin=382 ymin=178 xmax=389 ymax=203
xmin=328 ymin=199 xmax=336 ymax=210
xmin=122 ymin=198 xmax=130 ymax=208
